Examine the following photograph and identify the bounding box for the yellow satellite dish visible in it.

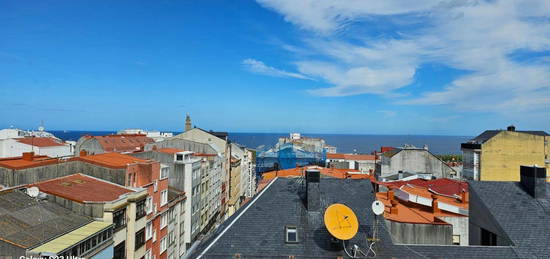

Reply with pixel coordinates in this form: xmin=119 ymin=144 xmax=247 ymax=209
xmin=324 ymin=203 xmax=359 ymax=240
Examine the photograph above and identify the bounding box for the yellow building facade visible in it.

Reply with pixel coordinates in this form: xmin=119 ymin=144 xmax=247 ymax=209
xmin=462 ymin=128 xmax=549 ymax=182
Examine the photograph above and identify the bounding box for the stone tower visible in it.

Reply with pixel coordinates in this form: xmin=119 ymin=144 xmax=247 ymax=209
xmin=185 ymin=114 xmax=192 ymax=132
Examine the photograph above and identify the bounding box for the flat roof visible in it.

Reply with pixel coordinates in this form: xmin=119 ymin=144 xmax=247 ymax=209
xmin=0 ymin=155 xmax=60 ymax=170
xmin=30 ymin=173 xmax=136 ymax=203
xmin=30 ymin=221 xmax=111 ymax=254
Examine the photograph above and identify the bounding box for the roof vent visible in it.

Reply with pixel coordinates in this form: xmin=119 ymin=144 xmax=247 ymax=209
xmin=306 ymin=169 xmax=320 ymax=211
xmin=520 ymin=165 xmax=546 ymax=198
xmin=507 ymin=125 xmax=516 ymax=131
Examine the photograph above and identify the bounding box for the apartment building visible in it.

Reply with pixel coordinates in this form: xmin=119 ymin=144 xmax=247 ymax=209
xmin=29 ymin=173 xmax=149 ymax=258
xmin=0 ymin=188 xmax=113 ymax=258
xmin=461 ymin=126 xmax=549 ymax=181
xmin=166 ymin=187 xmax=186 ymax=259
xmin=132 ymin=148 xmax=221 ymax=252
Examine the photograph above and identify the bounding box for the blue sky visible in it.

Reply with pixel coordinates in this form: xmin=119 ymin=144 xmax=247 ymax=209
xmin=1 ymin=0 xmax=549 ymax=135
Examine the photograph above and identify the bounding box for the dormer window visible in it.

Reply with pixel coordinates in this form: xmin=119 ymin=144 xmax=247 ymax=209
xmin=285 ymin=226 xmax=298 ymax=243
xmin=176 ymin=154 xmax=183 ymax=161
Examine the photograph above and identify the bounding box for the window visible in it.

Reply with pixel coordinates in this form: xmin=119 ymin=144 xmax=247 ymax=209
xmin=145 ymin=249 xmax=152 ymax=259
xmin=176 ymin=154 xmax=183 ymax=161
xmin=285 ymin=226 xmax=298 ymax=243
xmin=161 ymin=212 xmax=168 ymax=229
xmin=146 ymin=197 xmax=153 ymax=214
xmin=160 ymin=237 xmax=167 ymax=253
xmin=136 ymin=199 xmax=146 ymax=220
xmin=161 ymin=166 xmax=169 ymax=179
xmin=113 ymin=208 xmax=127 ymax=232
xmin=146 ymin=222 xmax=153 ymax=240
xmin=481 ymin=228 xmax=497 ymax=246
xmin=161 ymin=190 xmax=168 ymax=206
xmin=169 ymin=207 xmax=176 ymax=222
xmin=169 ymin=230 xmax=175 ymax=245
xmin=453 ymin=235 xmax=461 ymax=245
xmin=113 ymin=241 xmax=125 ymax=259
xmin=180 ymin=222 xmax=185 ymax=236
xmin=135 ymin=228 xmax=146 ymax=249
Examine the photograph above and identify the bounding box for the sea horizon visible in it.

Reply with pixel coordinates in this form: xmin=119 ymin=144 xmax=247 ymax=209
xmin=49 ymin=130 xmax=471 ymax=155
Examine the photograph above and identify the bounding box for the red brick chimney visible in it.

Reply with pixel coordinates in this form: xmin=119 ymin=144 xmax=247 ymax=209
xmin=22 ymin=152 xmax=34 ymax=161
xmin=79 ymin=150 xmax=88 ymax=157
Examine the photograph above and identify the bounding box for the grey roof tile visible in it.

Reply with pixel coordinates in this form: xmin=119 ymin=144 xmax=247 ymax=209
xmin=191 ymin=178 xmax=519 ymax=258
xmin=0 ymin=189 xmax=92 ymax=249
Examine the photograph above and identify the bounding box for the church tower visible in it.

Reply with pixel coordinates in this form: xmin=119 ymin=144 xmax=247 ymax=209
xmin=185 ymin=114 xmax=192 ymax=132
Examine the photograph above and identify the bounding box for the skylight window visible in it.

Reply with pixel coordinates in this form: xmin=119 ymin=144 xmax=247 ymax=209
xmin=285 ymin=226 xmax=298 ymax=243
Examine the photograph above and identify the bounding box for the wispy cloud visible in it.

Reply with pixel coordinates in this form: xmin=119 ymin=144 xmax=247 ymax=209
xmin=255 ymin=0 xmax=550 ymax=114
xmin=242 ymin=58 xmax=311 ymax=80
xmin=378 ymin=110 xmax=396 ymax=117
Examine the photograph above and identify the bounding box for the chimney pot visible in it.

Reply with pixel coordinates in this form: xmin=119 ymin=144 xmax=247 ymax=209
xmin=22 ymin=152 xmax=34 ymax=161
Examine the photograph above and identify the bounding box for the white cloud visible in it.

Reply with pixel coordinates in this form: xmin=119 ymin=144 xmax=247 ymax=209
xmin=255 ymin=0 xmax=550 ymax=113
xmin=242 ymin=58 xmax=311 ymax=80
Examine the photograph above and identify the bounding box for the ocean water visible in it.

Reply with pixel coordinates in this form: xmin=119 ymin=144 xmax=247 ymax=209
xmin=51 ymin=131 xmax=470 ymax=155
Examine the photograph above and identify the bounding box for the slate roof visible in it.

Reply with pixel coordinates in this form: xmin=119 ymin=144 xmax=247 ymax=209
xmin=190 ymin=178 xmax=518 ymax=259
xmin=77 ymin=152 xmax=149 ymax=169
xmin=0 ymin=189 xmax=92 ymax=249
xmin=16 ymin=137 xmax=65 ymax=147
xmin=469 ymin=130 xmax=549 ymax=144
xmin=469 ymin=181 xmax=550 ymax=258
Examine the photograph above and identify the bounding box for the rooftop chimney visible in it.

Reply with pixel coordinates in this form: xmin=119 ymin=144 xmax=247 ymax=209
xmin=507 ymin=125 xmax=516 ymax=131
xmin=306 ymin=169 xmax=320 ymax=211
xmin=520 ymin=165 xmax=546 ymax=198
xmin=22 ymin=152 xmax=34 ymax=161
xmin=79 ymin=150 xmax=88 ymax=157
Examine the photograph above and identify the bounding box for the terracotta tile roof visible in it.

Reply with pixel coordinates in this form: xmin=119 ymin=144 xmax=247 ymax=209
xmin=158 ymin=148 xmax=184 ymax=154
xmin=326 ymin=153 xmax=376 ymax=160
xmin=0 ymin=154 xmax=60 ymax=170
xmin=380 ymin=178 xmax=468 ymax=197
xmin=16 ymin=137 xmax=65 ymax=147
xmin=400 ymin=184 xmax=468 ymax=209
xmin=29 ymin=173 xmax=135 ymax=203
xmin=380 ymin=146 xmax=396 ymax=153
xmin=77 ymin=152 xmax=149 ymax=169
xmin=262 ymin=166 xmax=372 ymax=180
xmin=376 ymin=192 xmax=460 ymax=225
xmin=87 ymin=134 xmax=153 ymax=153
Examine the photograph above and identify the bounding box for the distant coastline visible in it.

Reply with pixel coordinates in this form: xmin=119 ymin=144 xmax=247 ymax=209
xmin=50 ymin=130 xmax=470 ymax=155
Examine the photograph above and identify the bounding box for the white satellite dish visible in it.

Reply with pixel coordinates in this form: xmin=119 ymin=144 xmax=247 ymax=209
xmin=27 ymin=187 xmax=40 ymax=198
xmin=371 ymin=200 xmax=384 ymax=216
